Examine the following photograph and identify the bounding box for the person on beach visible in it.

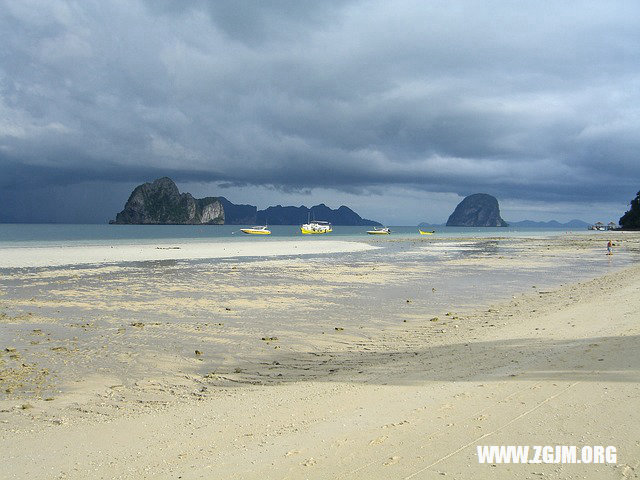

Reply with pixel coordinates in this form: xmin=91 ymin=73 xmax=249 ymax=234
xmin=607 ymin=240 xmax=613 ymax=255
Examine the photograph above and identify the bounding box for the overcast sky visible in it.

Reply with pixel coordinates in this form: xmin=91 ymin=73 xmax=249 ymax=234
xmin=1 ymin=0 xmax=639 ymax=224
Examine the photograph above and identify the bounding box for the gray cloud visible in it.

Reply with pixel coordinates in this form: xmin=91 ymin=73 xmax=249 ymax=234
xmin=1 ymin=0 xmax=639 ymax=222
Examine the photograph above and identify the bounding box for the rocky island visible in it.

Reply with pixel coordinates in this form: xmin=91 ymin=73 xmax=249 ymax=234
xmin=112 ymin=177 xmax=255 ymax=225
xmin=446 ymin=193 xmax=508 ymax=227
xmin=111 ymin=177 xmax=381 ymax=226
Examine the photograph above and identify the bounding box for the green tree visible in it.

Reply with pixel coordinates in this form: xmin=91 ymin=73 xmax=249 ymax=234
xmin=620 ymin=191 xmax=640 ymax=229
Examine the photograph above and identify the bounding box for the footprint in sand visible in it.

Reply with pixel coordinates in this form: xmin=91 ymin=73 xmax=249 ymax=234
xmin=285 ymin=450 xmax=300 ymax=457
xmin=383 ymin=456 xmax=400 ymax=466
xmin=301 ymin=458 xmax=317 ymax=467
xmin=369 ymin=435 xmax=388 ymax=445
xmin=382 ymin=420 xmax=409 ymax=429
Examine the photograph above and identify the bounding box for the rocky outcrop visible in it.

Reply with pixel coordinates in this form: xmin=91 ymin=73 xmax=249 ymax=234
xmin=112 ymin=177 xmax=381 ymax=226
xmin=113 ymin=178 xmax=228 ymax=224
xmin=619 ymin=191 xmax=640 ymax=230
xmin=256 ymin=204 xmax=381 ymax=226
xmin=446 ymin=193 xmax=508 ymax=227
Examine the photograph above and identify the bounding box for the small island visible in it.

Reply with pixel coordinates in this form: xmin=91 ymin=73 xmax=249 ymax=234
xmin=446 ymin=193 xmax=508 ymax=227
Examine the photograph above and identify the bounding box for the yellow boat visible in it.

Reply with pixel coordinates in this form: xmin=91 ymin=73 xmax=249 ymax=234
xmin=366 ymin=227 xmax=391 ymax=235
xmin=419 ymin=229 xmax=435 ymax=235
xmin=240 ymin=226 xmax=271 ymax=235
xmin=301 ymin=221 xmax=332 ymax=234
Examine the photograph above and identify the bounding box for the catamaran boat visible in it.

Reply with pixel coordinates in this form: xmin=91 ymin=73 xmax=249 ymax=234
xmin=240 ymin=226 xmax=271 ymax=235
xmin=301 ymin=220 xmax=332 ymax=234
xmin=366 ymin=227 xmax=391 ymax=235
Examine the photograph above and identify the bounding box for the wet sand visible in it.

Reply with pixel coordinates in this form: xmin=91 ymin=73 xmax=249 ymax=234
xmin=1 ymin=233 xmax=639 ymax=479
xmin=0 ymin=239 xmax=377 ymax=268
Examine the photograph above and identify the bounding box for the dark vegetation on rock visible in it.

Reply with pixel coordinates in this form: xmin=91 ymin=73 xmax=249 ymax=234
xmin=619 ymin=191 xmax=640 ymax=230
xmin=446 ymin=193 xmax=508 ymax=227
xmin=113 ymin=177 xmax=228 ymax=224
xmin=112 ymin=177 xmax=381 ymax=226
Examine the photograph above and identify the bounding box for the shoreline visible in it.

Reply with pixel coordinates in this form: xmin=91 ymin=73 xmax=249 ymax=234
xmin=1 ymin=234 xmax=639 ymax=478
xmin=0 ymin=239 xmax=378 ymax=268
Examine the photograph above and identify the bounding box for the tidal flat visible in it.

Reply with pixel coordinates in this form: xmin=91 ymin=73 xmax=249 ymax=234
xmin=1 ymin=232 xmax=639 ymax=479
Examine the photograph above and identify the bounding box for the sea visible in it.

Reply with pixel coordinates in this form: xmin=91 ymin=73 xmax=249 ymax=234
xmin=0 ymin=223 xmax=593 ymax=247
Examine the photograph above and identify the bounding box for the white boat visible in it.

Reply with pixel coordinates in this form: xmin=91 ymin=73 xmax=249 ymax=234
xmin=240 ymin=226 xmax=271 ymax=235
xmin=301 ymin=220 xmax=332 ymax=234
xmin=366 ymin=227 xmax=391 ymax=235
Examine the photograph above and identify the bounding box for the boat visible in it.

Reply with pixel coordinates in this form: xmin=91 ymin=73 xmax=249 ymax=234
xmin=240 ymin=226 xmax=271 ymax=235
xmin=301 ymin=220 xmax=332 ymax=234
xmin=366 ymin=227 xmax=391 ymax=235
xmin=419 ymin=229 xmax=435 ymax=235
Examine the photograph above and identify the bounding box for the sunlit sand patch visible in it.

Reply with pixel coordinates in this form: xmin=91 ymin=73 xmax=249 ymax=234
xmin=0 ymin=240 xmax=379 ymax=268
xmin=420 ymin=242 xmax=480 ymax=251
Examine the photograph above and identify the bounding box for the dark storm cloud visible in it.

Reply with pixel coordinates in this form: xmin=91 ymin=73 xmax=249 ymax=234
xmin=1 ymin=0 xmax=639 ymax=222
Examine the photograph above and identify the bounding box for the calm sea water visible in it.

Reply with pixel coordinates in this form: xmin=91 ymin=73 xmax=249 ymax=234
xmin=0 ymin=223 xmax=592 ymax=247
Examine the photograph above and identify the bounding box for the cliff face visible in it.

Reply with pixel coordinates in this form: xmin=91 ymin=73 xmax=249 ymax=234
xmin=446 ymin=193 xmax=508 ymax=227
xmin=619 ymin=191 xmax=640 ymax=230
xmin=256 ymin=204 xmax=381 ymax=226
xmin=114 ymin=178 xmax=226 ymax=224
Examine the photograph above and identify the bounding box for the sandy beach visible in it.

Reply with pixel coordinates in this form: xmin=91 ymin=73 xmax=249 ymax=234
xmin=1 ymin=233 xmax=639 ymax=479
xmin=0 ymin=239 xmax=377 ymax=268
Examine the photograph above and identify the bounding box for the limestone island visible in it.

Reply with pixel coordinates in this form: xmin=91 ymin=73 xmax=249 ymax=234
xmin=446 ymin=193 xmax=508 ymax=227
xmin=111 ymin=177 xmax=381 ymax=226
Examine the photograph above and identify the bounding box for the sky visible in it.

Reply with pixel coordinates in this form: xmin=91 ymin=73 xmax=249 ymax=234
xmin=1 ymin=0 xmax=639 ymax=225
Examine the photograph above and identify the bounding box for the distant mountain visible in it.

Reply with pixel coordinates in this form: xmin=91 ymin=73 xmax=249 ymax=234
xmin=257 ymin=204 xmax=381 ymax=226
xmin=417 ymin=222 xmax=445 ymax=228
xmin=111 ymin=178 xmax=381 ymax=226
xmin=217 ymin=197 xmax=258 ymax=225
xmin=446 ymin=193 xmax=508 ymax=227
xmin=508 ymin=219 xmax=589 ymax=229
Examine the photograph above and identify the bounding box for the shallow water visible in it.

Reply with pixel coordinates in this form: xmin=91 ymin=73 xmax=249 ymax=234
xmin=0 ymin=223 xmax=594 ymax=247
